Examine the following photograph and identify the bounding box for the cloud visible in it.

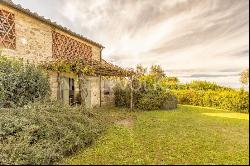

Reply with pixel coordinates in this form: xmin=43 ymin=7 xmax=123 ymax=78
xmin=12 ymin=0 xmax=249 ymax=88
xmin=184 ymin=73 xmax=239 ymax=78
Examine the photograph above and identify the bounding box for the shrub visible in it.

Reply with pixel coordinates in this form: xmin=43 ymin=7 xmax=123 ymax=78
xmin=137 ymin=89 xmax=177 ymax=110
xmin=136 ymin=89 xmax=166 ymax=110
xmin=175 ymin=80 xmax=233 ymax=91
xmin=0 ymin=56 xmax=50 ymax=107
xmin=114 ymin=80 xmax=178 ymax=111
xmin=0 ymin=102 xmax=104 ymax=165
xmin=174 ymin=89 xmax=249 ymax=113
xmin=162 ymin=92 xmax=178 ymax=110
xmin=114 ymin=85 xmax=131 ymax=108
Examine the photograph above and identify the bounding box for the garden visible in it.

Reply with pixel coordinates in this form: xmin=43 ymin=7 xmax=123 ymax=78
xmin=64 ymin=105 xmax=249 ymax=165
xmin=0 ymin=55 xmax=249 ymax=165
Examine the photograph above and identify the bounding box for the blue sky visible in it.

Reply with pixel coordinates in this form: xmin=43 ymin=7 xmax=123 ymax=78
xmin=12 ymin=0 xmax=249 ymax=88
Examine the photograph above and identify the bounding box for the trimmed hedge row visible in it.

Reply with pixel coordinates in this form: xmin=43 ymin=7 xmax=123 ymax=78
xmin=173 ymin=89 xmax=249 ymax=113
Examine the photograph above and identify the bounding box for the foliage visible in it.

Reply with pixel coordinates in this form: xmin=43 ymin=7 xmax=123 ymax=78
xmin=137 ymin=89 xmax=177 ymax=110
xmin=114 ymin=76 xmax=178 ymax=111
xmin=41 ymin=58 xmax=95 ymax=75
xmin=0 ymin=56 xmax=50 ymax=108
xmin=114 ymin=85 xmax=131 ymax=108
xmin=0 ymin=102 xmax=105 ymax=165
xmin=165 ymin=76 xmax=179 ymax=84
xmin=149 ymin=65 xmax=166 ymax=79
xmin=64 ymin=106 xmax=249 ymax=165
xmin=41 ymin=58 xmax=134 ymax=77
xmin=176 ymin=80 xmax=233 ymax=91
xmin=135 ymin=64 xmax=147 ymax=76
xmin=115 ymin=62 xmax=249 ymax=113
xmin=162 ymin=79 xmax=249 ymax=113
xmin=136 ymin=89 xmax=166 ymax=110
xmin=173 ymin=89 xmax=249 ymax=113
xmin=114 ymin=64 xmax=179 ymax=111
xmin=240 ymin=68 xmax=249 ymax=86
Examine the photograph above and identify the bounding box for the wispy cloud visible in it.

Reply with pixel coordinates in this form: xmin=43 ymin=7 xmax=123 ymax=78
xmin=12 ymin=0 xmax=249 ymax=88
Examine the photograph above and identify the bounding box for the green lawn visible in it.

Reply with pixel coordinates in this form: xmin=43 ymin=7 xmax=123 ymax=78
xmin=64 ymin=105 xmax=249 ymax=165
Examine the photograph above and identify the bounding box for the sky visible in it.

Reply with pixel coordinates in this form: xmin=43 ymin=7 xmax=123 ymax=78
xmin=12 ymin=0 xmax=249 ymax=88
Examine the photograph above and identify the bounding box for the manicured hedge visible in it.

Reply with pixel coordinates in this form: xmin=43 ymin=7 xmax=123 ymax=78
xmin=173 ymin=89 xmax=249 ymax=113
xmin=0 ymin=102 xmax=104 ymax=165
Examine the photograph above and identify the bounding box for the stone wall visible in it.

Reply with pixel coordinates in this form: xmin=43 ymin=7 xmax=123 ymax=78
xmin=48 ymin=72 xmax=101 ymax=108
xmin=0 ymin=3 xmax=102 ymax=108
xmin=48 ymin=71 xmax=59 ymax=100
xmin=101 ymin=78 xmax=115 ymax=107
xmin=87 ymin=76 xmax=101 ymax=108
xmin=0 ymin=4 xmax=52 ymax=63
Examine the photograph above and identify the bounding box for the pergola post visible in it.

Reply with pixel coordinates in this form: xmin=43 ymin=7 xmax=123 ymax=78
xmin=78 ymin=72 xmax=88 ymax=109
xmin=130 ymin=76 xmax=134 ymax=111
xmin=99 ymin=75 xmax=102 ymax=107
xmin=57 ymin=72 xmax=61 ymax=100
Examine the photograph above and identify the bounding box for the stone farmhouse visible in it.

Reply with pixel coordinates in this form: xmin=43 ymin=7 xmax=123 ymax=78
xmin=0 ymin=0 xmax=133 ymax=108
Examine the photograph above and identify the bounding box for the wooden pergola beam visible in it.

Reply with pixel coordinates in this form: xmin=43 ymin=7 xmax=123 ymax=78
xmin=42 ymin=57 xmax=135 ymax=109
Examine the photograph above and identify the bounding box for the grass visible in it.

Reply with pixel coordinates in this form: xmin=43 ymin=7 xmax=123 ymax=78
xmin=63 ymin=105 xmax=249 ymax=165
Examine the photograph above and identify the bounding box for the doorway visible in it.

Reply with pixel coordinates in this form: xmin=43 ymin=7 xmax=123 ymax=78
xmin=59 ymin=76 xmax=75 ymax=105
xmin=69 ymin=78 xmax=75 ymax=105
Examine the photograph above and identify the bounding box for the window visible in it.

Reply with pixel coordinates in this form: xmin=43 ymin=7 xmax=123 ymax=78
xmin=0 ymin=9 xmax=16 ymax=49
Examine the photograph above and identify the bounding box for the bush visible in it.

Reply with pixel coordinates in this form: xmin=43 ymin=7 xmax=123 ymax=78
xmin=174 ymin=89 xmax=249 ymax=113
xmin=136 ymin=89 xmax=166 ymax=110
xmin=175 ymin=80 xmax=233 ymax=91
xmin=0 ymin=56 xmax=50 ymax=107
xmin=0 ymin=102 xmax=104 ymax=165
xmin=114 ymin=81 xmax=178 ymax=111
xmin=137 ymin=89 xmax=177 ymax=110
xmin=114 ymin=85 xmax=131 ymax=108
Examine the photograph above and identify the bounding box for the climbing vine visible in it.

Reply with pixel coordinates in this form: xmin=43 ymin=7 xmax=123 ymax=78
xmin=40 ymin=57 xmax=134 ymax=109
xmin=40 ymin=57 xmax=134 ymax=77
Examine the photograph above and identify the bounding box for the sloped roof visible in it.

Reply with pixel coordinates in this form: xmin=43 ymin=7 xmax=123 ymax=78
xmin=0 ymin=0 xmax=105 ymax=48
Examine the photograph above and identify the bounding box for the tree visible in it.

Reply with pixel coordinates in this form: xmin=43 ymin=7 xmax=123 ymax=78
xmin=150 ymin=65 xmax=166 ymax=78
xmin=136 ymin=64 xmax=147 ymax=76
xmin=166 ymin=77 xmax=179 ymax=84
xmin=240 ymin=68 xmax=249 ymax=87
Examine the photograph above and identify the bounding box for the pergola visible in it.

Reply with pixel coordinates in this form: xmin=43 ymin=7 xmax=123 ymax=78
xmin=42 ymin=57 xmax=135 ymax=110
